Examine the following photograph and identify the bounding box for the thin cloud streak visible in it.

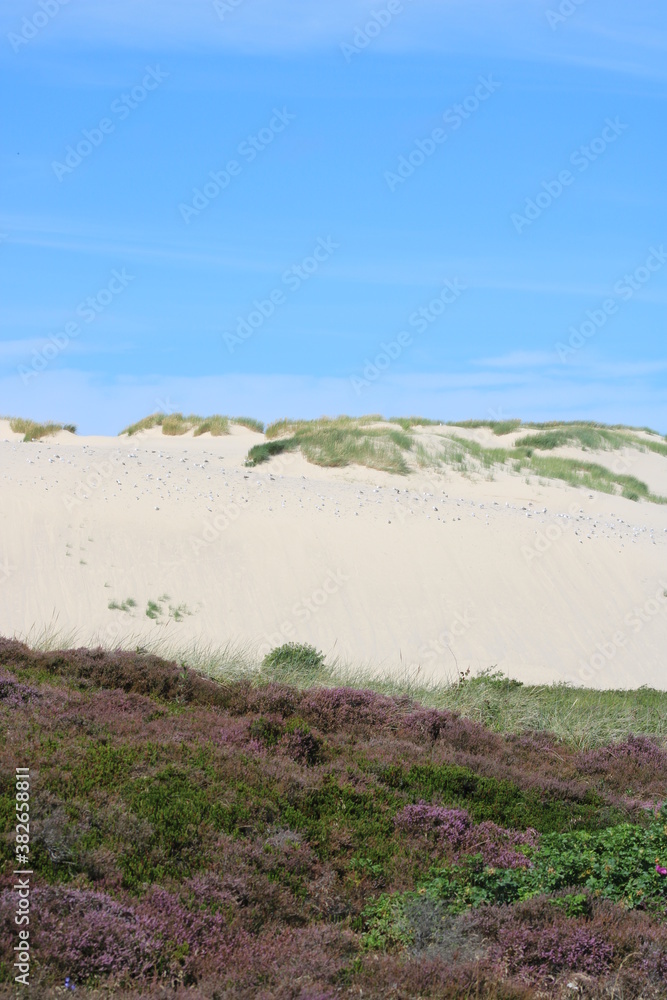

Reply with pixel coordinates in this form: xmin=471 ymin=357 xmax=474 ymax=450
xmin=2 ymin=0 xmax=665 ymax=85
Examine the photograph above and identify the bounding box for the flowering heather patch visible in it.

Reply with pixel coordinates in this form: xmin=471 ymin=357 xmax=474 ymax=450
xmin=0 ymin=638 xmax=666 ymax=998
xmin=394 ymin=803 xmax=540 ymax=869
xmin=395 ymin=802 xmax=473 ymax=847
xmin=299 ymin=685 xmax=404 ymax=733
xmin=0 ymin=668 xmax=38 ymax=708
xmin=577 ymin=734 xmax=667 ymax=772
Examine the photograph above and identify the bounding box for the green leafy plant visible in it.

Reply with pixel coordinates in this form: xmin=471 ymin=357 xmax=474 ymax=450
xmin=108 ymin=598 xmax=137 ymax=612
xmin=261 ymin=643 xmax=327 ymax=683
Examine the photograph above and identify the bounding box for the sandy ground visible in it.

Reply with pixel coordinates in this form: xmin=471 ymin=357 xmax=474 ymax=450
xmin=1 ymin=420 xmax=666 ymax=689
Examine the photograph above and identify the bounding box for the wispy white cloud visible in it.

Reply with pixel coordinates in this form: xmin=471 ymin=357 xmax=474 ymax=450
xmin=473 ymin=350 xmax=559 ymax=369
xmin=0 ymin=336 xmax=134 ymax=371
xmin=7 ymin=217 xmax=664 ymax=301
xmin=2 ymin=0 xmax=665 ymax=82
xmin=473 ymin=352 xmax=667 ymax=379
xmin=587 ymin=359 xmax=667 ymax=378
xmin=0 ymin=339 xmax=44 ymax=363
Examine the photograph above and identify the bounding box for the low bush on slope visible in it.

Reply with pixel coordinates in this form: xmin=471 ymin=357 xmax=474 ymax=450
xmin=0 ymin=639 xmax=666 ymax=998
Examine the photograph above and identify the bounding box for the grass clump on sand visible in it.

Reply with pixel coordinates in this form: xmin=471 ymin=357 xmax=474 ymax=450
xmin=120 ymin=412 xmax=230 ymax=437
xmin=515 ymin=425 xmax=629 ymax=451
xmin=252 ymin=415 xmax=414 ymax=474
xmin=108 ymin=597 xmax=137 ymax=612
xmin=426 ymin=433 xmax=667 ymax=503
xmin=450 ymin=418 xmax=522 ymax=435
xmin=264 ymin=414 xmax=385 ymax=439
xmin=245 ymin=437 xmax=299 ymax=467
xmin=1 ymin=637 xmax=667 ymax=998
xmin=120 ymin=413 xmax=264 ymax=437
xmin=450 ymin=418 xmax=665 ymax=438
xmin=7 ymin=418 xmax=76 ymax=441
xmin=192 ymin=415 xmax=230 ymax=437
xmin=388 ymin=415 xmax=444 ymax=430
xmin=232 ymin=416 xmax=265 ymax=433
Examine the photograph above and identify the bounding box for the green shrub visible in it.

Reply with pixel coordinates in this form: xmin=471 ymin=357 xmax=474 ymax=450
xmin=261 ymin=643 xmax=327 ymax=682
xmin=362 ymin=805 xmax=667 ymax=943
xmin=376 ymin=763 xmax=618 ymax=833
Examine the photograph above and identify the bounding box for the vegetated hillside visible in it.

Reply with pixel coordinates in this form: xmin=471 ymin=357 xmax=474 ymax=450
xmin=245 ymin=416 xmax=667 ymax=503
xmin=1 ymin=640 xmax=666 ymax=998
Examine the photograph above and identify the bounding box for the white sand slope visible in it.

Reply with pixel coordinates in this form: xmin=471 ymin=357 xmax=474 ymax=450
xmin=1 ymin=419 xmax=666 ymax=689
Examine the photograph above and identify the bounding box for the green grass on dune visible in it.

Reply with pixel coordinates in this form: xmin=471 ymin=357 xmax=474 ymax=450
xmin=250 ymin=416 xmax=414 ymax=473
xmin=264 ymin=414 xmax=385 ymax=439
xmin=247 ymin=415 xmax=667 ymax=500
xmin=192 ymin=415 xmax=230 ymax=437
xmin=6 ymin=418 xmax=76 ymax=441
xmin=428 ymin=433 xmax=667 ymax=503
xmin=450 ymin=418 xmax=664 ymax=438
xmin=7 ymin=411 xmax=664 ymax=502
xmin=245 ymin=437 xmax=300 ymax=466
xmin=449 ymin=418 xmax=523 ymax=435
xmin=514 ymin=426 xmax=630 ymax=451
xmin=388 ymin=415 xmax=445 ymax=430
xmin=232 ymin=416 xmax=265 ymax=433
xmin=119 ymin=413 xmax=265 ymax=436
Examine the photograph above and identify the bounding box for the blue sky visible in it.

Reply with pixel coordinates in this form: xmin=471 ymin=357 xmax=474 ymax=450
xmin=1 ymin=0 xmax=665 ymax=435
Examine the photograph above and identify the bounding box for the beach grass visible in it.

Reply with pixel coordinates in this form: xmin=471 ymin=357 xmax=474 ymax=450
xmin=119 ymin=413 xmax=262 ymax=437
xmin=428 ymin=433 xmax=667 ymax=503
xmin=246 ymin=416 xmax=667 ymax=499
xmin=232 ymin=416 xmax=265 ymax=433
xmin=210 ymin=656 xmax=667 ymax=750
xmin=26 ymin=626 xmax=666 ymax=751
xmin=450 ymin=418 xmax=665 ymax=437
xmin=257 ymin=416 xmax=414 ymax=474
xmin=6 ymin=417 xmax=76 ymax=441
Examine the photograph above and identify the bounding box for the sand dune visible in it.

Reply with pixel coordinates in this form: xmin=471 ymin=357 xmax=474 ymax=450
xmin=1 ymin=419 xmax=666 ymax=689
